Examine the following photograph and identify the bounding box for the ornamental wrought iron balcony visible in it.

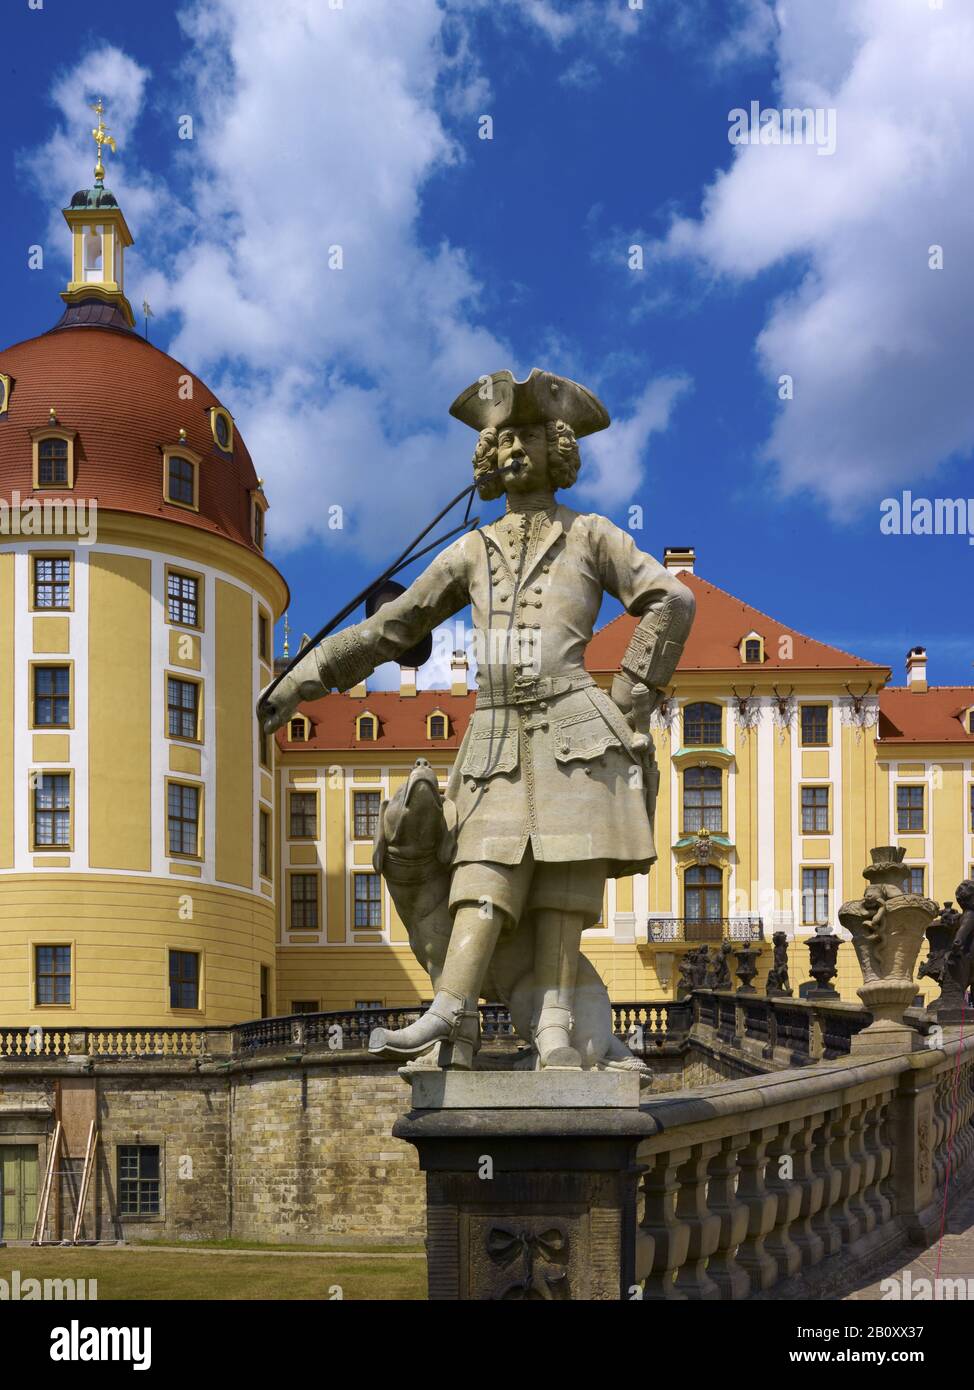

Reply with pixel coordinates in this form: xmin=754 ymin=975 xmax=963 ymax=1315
xmin=646 ymin=915 xmax=764 ymax=944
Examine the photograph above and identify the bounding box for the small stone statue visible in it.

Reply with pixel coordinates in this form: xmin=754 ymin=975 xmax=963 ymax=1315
xmin=676 ymin=949 xmax=696 ymax=999
xmin=923 ymin=882 xmax=974 ymax=1022
xmin=710 ymin=940 xmax=734 ymax=991
xmin=946 ymin=880 xmax=974 ymax=994
xmin=766 ymin=930 xmax=793 ymax=997
xmin=690 ymin=946 xmax=711 ymax=990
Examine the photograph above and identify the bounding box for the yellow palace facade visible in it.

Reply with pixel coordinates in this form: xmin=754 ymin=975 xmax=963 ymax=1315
xmin=1 ymin=162 xmax=972 ymax=1030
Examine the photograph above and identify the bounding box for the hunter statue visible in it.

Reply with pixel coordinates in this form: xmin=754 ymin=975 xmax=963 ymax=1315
xmin=258 ymin=369 xmax=695 ymax=1071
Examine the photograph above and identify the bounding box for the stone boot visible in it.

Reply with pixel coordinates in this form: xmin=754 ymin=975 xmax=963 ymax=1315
xmin=368 ymin=989 xmax=478 ymax=1066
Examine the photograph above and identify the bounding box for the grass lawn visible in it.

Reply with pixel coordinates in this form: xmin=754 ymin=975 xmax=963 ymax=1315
xmin=1 ymin=1245 xmax=426 ymax=1301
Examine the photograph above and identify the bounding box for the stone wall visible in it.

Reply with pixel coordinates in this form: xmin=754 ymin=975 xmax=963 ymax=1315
xmin=229 ymin=1060 xmax=424 ymax=1242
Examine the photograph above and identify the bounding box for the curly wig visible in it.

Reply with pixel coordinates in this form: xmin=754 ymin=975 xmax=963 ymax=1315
xmin=472 ymin=420 xmax=581 ymax=500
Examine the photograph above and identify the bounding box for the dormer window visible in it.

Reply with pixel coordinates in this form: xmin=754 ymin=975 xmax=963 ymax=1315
xmin=163 ymin=445 xmax=202 ymax=512
xmin=740 ymin=631 xmax=765 ymax=664
xmin=0 ymin=373 xmax=10 ymax=416
xmin=31 ymin=428 xmax=76 ymax=490
xmin=251 ymin=490 xmax=268 ymax=551
xmin=208 ymin=406 xmax=234 ymax=453
xmin=963 ymin=706 xmax=974 ymax=736
xmin=288 ymin=716 xmax=310 ymax=742
xmin=427 ymin=711 xmax=448 ymax=740
xmin=356 ymin=711 xmax=378 ymax=742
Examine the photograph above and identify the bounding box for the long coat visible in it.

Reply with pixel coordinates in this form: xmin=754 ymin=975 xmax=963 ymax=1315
xmin=329 ymin=502 xmax=692 ymax=878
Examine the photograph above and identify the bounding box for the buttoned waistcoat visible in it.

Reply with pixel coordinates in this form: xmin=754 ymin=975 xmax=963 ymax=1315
xmin=321 ymin=503 xmax=691 ymax=877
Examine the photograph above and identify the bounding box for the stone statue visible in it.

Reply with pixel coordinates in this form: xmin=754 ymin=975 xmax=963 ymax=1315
xmin=690 ymin=946 xmax=711 ymax=989
xmin=922 ymin=883 xmax=974 ymax=1022
xmin=837 ymin=846 xmax=938 ymax=1051
xmin=765 ymin=930 xmax=793 ymax=997
xmin=258 ymin=369 xmax=695 ymax=1071
xmin=676 ymin=949 xmax=696 ymax=999
xmin=711 ymin=940 xmax=735 ymax=991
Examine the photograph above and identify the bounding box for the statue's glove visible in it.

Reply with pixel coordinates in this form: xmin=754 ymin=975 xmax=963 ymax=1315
xmin=257 ymin=643 xmax=332 ymax=734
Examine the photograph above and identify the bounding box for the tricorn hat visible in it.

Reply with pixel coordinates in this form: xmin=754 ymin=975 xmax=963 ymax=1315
xmin=449 ymin=368 xmax=610 ymax=438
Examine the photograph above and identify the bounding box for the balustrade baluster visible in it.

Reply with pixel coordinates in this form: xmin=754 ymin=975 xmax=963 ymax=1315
xmin=862 ymin=1091 xmax=894 ymax=1227
xmin=672 ymin=1140 xmax=722 ymax=1299
xmin=704 ymin=1132 xmax=750 ymax=1300
xmin=639 ymin=1146 xmax=693 ymax=1300
xmin=763 ymin=1120 xmax=803 ymax=1280
xmin=789 ymin=1112 xmax=826 ymax=1268
xmin=829 ymin=1103 xmax=863 ymax=1246
xmin=846 ymin=1099 xmax=877 ymax=1236
xmin=734 ymin=1126 xmax=780 ymax=1292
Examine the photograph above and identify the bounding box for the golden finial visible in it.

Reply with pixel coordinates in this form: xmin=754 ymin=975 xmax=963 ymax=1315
xmin=49 ymin=406 xmax=57 ymax=423
xmin=89 ymin=98 xmax=117 ymax=184
xmin=283 ymin=612 xmax=290 ymax=660
xmin=178 ymin=427 xmax=187 ymax=442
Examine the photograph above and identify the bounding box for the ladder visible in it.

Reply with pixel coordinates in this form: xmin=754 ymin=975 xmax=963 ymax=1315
xmin=31 ymin=1120 xmax=62 ymax=1245
xmin=71 ymin=1122 xmax=98 ymax=1244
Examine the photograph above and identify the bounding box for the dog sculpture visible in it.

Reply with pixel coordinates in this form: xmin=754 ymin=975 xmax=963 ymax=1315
xmin=372 ymin=758 xmax=649 ymax=1073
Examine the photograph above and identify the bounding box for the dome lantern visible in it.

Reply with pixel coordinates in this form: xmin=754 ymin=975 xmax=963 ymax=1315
xmin=60 ymin=99 xmax=135 ymax=330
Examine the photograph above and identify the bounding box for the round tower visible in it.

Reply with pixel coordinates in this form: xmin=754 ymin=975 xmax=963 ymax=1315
xmin=0 ymin=125 xmax=287 ymax=1029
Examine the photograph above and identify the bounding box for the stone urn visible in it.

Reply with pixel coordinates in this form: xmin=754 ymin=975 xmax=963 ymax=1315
xmin=838 ymin=846 xmax=938 ymax=1053
xmin=734 ymin=942 xmax=760 ymax=995
xmin=805 ymin=929 xmax=840 ymax=999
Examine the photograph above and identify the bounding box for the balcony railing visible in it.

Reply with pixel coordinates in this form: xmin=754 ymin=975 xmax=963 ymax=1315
xmin=646 ymin=915 xmax=764 ymax=943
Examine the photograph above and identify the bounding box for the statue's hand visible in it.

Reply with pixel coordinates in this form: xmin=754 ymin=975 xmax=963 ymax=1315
xmin=610 ymin=675 xmax=655 ymax=752
xmin=257 ymin=646 xmax=328 ymax=734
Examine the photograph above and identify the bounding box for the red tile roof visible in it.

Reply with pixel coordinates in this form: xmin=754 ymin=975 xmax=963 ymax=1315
xmin=278 ymin=690 xmax=476 ymax=752
xmin=0 ymin=323 xmax=269 ymax=555
xmin=878 ymin=687 xmax=974 ymax=745
xmin=585 ymin=572 xmax=885 ymax=674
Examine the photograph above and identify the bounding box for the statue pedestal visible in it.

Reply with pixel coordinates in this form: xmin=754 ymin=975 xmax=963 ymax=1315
xmin=394 ymin=1071 xmax=653 ymax=1300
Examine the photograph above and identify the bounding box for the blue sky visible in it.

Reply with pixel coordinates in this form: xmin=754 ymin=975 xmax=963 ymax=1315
xmin=5 ymin=0 xmax=972 ymax=688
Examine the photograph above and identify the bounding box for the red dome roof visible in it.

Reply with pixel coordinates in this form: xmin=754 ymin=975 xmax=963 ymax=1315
xmin=0 ymin=322 xmax=264 ymax=553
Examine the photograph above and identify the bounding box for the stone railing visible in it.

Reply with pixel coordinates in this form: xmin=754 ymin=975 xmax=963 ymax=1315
xmin=687 ymin=989 xmax=882 ymax=1066
xmin=634 ymin=1033 xmax=974 ymax=1299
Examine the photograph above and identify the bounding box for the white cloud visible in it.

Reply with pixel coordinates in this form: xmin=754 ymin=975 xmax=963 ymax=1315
xmin=579 ymin=375 xmax=692 ymax=510
xmin=652 ymin=0 xmax=974 ymax=511
xmin=24 ymin=0 xmax=686 ymax=558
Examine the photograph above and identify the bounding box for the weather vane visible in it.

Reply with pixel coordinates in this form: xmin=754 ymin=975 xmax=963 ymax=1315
xmin=89 ymin=98 xmax=117 ymax=183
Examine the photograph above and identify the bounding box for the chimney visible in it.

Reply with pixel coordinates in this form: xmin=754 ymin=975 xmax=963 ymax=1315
xmin=664 ymin=546 xmax=695 ymax=576
xmin=906 ymin=646 xmax=928 ymax=693
xmin=400 ymin=665 xmax=417 ymax=698
xmin=348 ymin=680 xmax=367 ymax=698
xmin=450 ymin=650 xmax=469 ymax=697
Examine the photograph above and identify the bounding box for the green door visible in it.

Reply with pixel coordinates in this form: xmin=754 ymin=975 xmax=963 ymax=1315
xmin=1 ymin=1145 xmax=39 ymax=1241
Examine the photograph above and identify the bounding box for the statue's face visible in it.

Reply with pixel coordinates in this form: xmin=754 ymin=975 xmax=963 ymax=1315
xmin=496 ymin=423 xmax=551 ymax=494
xmin=957 ymin=880 xmax=974 ymax=910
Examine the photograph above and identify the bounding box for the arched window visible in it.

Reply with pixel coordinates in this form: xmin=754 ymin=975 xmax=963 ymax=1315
xmin=744 ymin=639 xmax=762 ymax=663
xmin=683 ymin=766 xmax=721 ymax=833
xmin=356 ymin=713 xmax=377 ymax=741
xmin=288 ymin=717 xmax=307 ymax=742
xmin=83 ymin=226 xmax=103 ymax=280
xmin=683 ymin=701 xmax=722 ymax=746
xmin=684 ymin=865 xmax=722 ymax=923
xmin=427 ymin=712 xmax=447 ymax=740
